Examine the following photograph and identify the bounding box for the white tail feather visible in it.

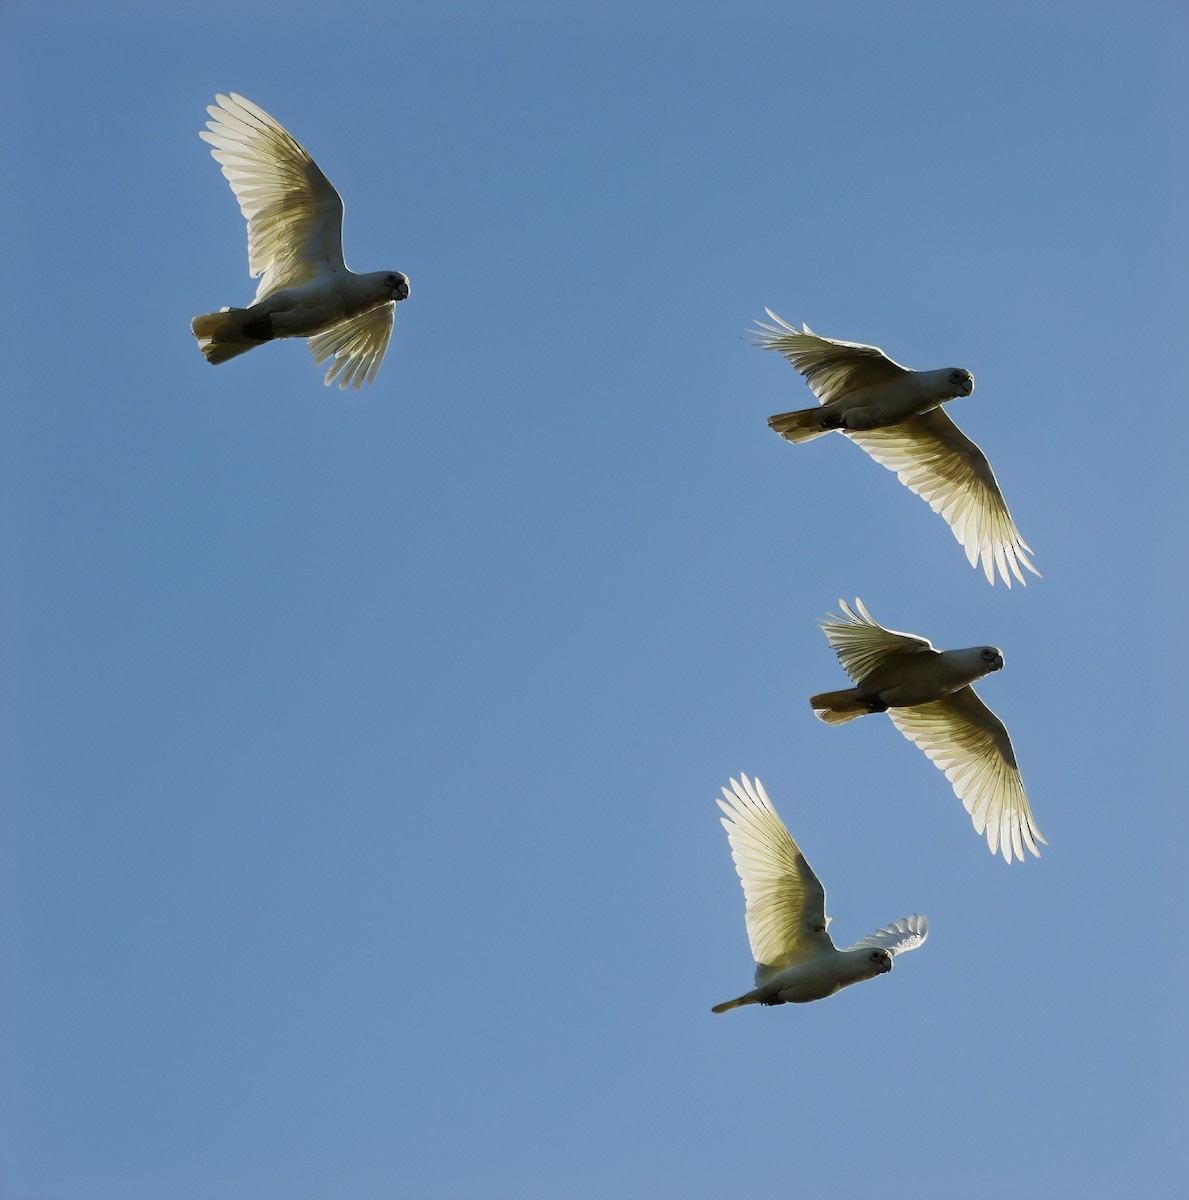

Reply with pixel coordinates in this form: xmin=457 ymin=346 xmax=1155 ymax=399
xmin=191 ymin=308 xmax=267 ymax=365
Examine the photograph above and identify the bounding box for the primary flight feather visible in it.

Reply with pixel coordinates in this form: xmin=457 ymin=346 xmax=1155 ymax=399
xmin=754 ymin=312 xmax=1037 ymax=586
xmin=810 ymin=598 xmax=1045 ymax=863
xmin=191 ymin=93 xmax=410 ymax=388
xmin=712 ymin=775 xmax=926 ymax=1013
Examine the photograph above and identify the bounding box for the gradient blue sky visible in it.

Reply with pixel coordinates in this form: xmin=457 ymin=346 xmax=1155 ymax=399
xmin=2 ymin=3 xmax=1187 ymax=1198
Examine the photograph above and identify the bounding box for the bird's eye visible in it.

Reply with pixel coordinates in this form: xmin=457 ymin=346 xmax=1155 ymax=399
xmin=950 ymin=371 xmax=962 ymax=384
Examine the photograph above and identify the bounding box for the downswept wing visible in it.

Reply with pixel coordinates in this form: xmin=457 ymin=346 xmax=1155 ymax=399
xmin=752 ymin=311 xmax=910 ymax=404
xmin=848 ymin=410 xmax=1038 ymax=588
xmin=201 ymin=92 xmax=346 ymax=299
xmin=847 ymin=913 xmax=929 ymax=957
xmin=716 ymin=776 xmax=833 ymax=977
xmin=888 ymin=687 xmax=1045 ymax=863
xmin=820 ymin=598 xmax=935 ymax=685
xmin=308 ymin=304 xmax=395 ymax=390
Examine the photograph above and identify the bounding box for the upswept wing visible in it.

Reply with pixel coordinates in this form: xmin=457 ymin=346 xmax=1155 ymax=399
xmin=819 ymin=598 xmax=934 ymax=685
xmin=308 ymin=304 xmax=395 ymax=390
xmin=752 ymin=310 xmax=910 ymax=404
xmin=848 ymin=410 xmax=1038 ymax=588
xmin=888 ymin=688 xmax=1045 ymax=863
xmin=201 ymin=93 xmax=346 ymax=298
xmin=847 ymin=913 xmax=929 ymax=957
xmin=716 ymin=776 xmax=833 ymax=972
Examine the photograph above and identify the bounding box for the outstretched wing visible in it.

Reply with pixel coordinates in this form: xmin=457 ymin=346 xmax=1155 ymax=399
xmin=889 ymin=687 xmax=1045 ymax=863
xmin=819 ymin=597 xmax=934 ymax=685
xmin=201 ymin=93 xmax=346 ymax=298
xmin=716 ymin=776 xmax=834 ymax=973
xmin=847 ymin=913 xmax=929 ymax=956
xmin=307 ymin=303 xmax=395 ymax=389
xmin=848 ymin=409 xmax=1038 ymax=587
xmin=752 ymin=310 xmax=910 ymax=404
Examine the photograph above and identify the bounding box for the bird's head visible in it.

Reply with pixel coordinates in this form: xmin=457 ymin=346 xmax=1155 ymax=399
xmin=979 ymin=646 xmax=1005 ymax=672
xmin=942 ymin=645 xmax=1005 ymax=686
xmin=947 ymin=368 xmax=975 ymax=397
xmin=868 ymin=948 xmax=893 ymax=976
xmin=384 ymin=272 xmax=411 ymax=302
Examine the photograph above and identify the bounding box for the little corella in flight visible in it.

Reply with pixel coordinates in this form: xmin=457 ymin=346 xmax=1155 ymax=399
xmin=810 ymin=598 xmax=1045 ymax=862
xmin=754 ymin=312 xmax=1036 ymax=586
xmin=191 ymin=93 xmax=410 ymax=388
xmin=712 ymin=775 xmax=927 ymax=1013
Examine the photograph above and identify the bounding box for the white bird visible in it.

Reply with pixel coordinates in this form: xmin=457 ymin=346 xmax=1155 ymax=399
xmin=811 ymin=598 xmax=1045 ymax=863
xmin=754 ymin=311 xmax=1037 ymax=587
xmin=712 ymin=775 xmax=927 ymax=1013
xmin=191 ymin=93 xmax=410 ymax=388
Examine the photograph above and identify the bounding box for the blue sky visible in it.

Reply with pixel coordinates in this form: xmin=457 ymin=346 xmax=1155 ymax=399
xmin=2 ymin=2 xmax=1186 ymax=1197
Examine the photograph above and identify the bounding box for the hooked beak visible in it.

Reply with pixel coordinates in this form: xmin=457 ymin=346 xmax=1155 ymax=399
xmin=393 ymin=278 xmax=410 ymax=301
xmin=961 ymin=373 xmax=975 ymax=396
xmin=991 ymin=653 xmax=1004 ymax=670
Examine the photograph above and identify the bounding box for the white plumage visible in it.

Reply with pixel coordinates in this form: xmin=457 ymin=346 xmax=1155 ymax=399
xmin=191 ymin=93 xmax=410 ymax=388
xmin=811 ymin=598 xmax=1045 ymax=863
xmin=755 ymin=312 xmax=1037 ymax=586
xmin=712 ymin=775 xmax=927 ymax=1013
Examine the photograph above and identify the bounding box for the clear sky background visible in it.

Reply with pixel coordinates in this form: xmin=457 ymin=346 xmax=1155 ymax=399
xmin=2 ymin=2 xmax=1186 ymax=1197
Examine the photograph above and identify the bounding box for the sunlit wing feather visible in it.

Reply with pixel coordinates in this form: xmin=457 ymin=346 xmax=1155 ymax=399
xmin=751 ymin=310 xmax=909 ymax=403
xmin=846 ymin=913 xmax=929 ymax=956
xmin=307 ymin=303 xmax=395 ymax=389
xmin=200 ymin=92 xmax=346 ymax=297
xmin=847 ymin=409 xmax=1039 ymax=588
xmin=888 ymin=689 xmax=1045 ymax=863
xmin=716 ymin=776 xmax=833 ymax=972
xmin=819 ymin=597 xmax=934 ymax=684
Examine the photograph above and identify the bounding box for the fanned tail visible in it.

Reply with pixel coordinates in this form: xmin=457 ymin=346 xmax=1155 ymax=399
xmin=767 ymin=407 xmax=833 ymax=444
xmin=191 ymin=307 xmax=273 ymax=365
xmin=809 ymin=688 xmax=872 ymax=725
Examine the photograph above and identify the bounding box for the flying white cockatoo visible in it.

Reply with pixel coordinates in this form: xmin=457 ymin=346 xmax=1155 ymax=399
xmin=712 ymin=775 xmax=927 ymax=1013
xmin=191 ymin=93 xmax=410 ymax=388
xmin=754 ymin=312 xmax=1036 ymax=587
xmin=810 ymin=598 xmax=1044 ymax=863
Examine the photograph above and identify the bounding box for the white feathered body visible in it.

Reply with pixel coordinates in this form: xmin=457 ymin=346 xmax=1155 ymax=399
xmin=713 ymin=946 xmax=893 ymax=1012
xmin=811 ymin=645 xmax=1003 ymax=723
xmin=770 ymin=367 xmax=969 ymax=443
xmin=194 ymin=270 xmax=401 ymax=357
xmin=261 ymin=271 xmax=400 ymax=335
